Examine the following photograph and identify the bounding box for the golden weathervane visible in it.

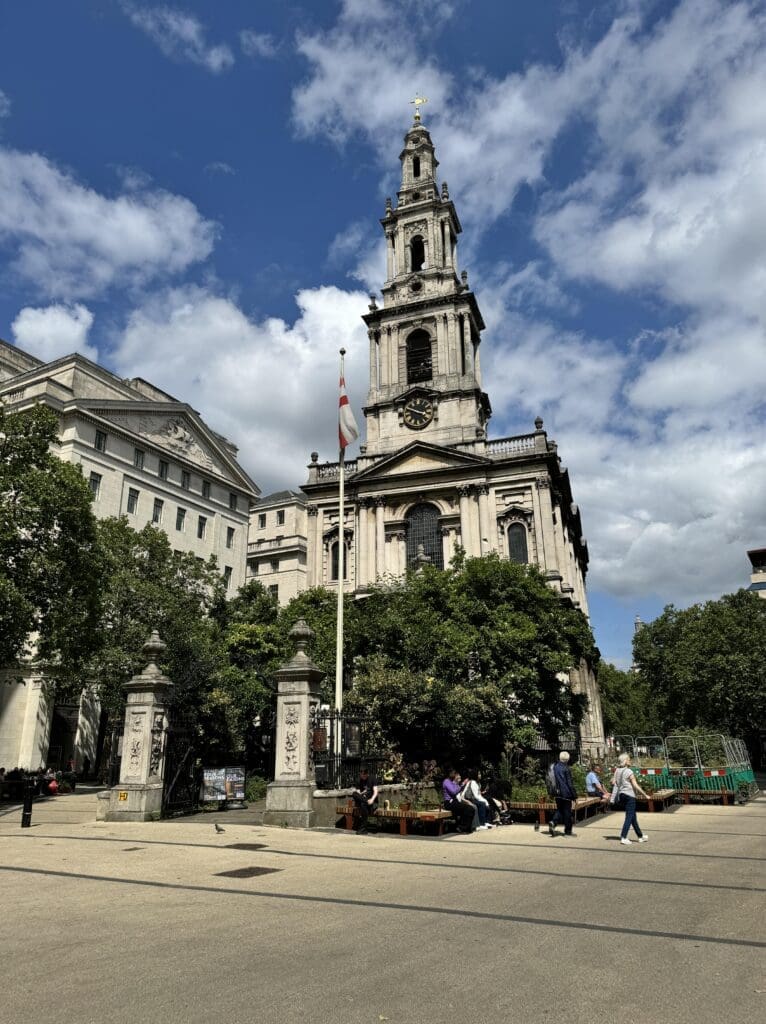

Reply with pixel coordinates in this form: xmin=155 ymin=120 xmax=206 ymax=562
xmin=410 ymin=94 xmax=428 ymax=123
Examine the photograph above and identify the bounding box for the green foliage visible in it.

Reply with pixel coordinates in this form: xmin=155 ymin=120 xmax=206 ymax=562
xmin=597 ymin=661 xmax=658 ymax=738
xmin=286 ymin=554 xmax=596 ymax=766
xmin=245 ymin=775 xmax=268 ymax=802
xmin=632 ymin=591 xmax=766 ymax=747
xmin=0 ymin=406 xmax=102 ymax=689
xmin=88 ymin=518 xmax=228 ymax=758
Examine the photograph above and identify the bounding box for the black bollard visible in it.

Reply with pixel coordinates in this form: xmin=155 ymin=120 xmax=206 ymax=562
xmin=21 ymin=777 xmax=34 ymax=828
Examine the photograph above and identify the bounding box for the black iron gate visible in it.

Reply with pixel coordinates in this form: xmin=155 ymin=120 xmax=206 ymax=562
xmin=162 ymin=716 xmax=200 ymax=817
xmin=312 ymin=711 xmax=386 ymax=790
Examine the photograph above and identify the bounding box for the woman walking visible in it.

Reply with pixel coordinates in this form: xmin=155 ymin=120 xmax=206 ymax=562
xmin=612 ymin=753 xmax=650 ymax=846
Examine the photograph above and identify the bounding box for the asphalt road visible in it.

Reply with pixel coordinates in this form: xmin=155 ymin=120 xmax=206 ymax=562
xmin=1 ymin=790 xmax=764 ymax=1024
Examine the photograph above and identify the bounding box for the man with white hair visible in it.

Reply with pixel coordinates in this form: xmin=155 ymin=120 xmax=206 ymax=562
xmin=548 ymin=751 xmax=578 ymax=837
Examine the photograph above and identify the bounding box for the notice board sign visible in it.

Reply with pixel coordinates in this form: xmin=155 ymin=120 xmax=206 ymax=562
xmin=201 ymin=766 xmax=246 ymax=802
xmin=201 ymin=767 xmax=226 ymax=803
xmin=224 ymin=766 xmax=245 ymax=801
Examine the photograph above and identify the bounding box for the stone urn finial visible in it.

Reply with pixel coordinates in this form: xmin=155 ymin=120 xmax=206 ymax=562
xmin=290 ymin=618 xmax=314 ymax=658
xmin=141 ymin=630 xmax=166 ymax=675
xmin=535 ymin=416 xmax=544 ymax=431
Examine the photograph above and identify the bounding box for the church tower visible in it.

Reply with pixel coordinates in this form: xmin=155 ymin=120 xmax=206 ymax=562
xmin=250 ymin=105 xmax=605 ymax=753
xmin=362 ymin=114 xmax=491 ymax=455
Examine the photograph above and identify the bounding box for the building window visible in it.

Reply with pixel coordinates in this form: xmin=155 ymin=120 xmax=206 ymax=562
xmin=226 ymin=526 xmax=235 ymax=549
xmin=405 ymin=503 xmax=443 ymax=569
xmin=197 ymin=516 xmax=207 ymax=540
xmin=330 ymin=539 xmax=349 ymax=581
xmin=276 ymin=509 xmax=285 ymax=526
xmin=258 ymin=512 xmax=266 ymax=529
xmin=413 ymin=155 xmax=421 ymax=178
xmin=406 ymin=329 xmax=432 ymax=384
xmin=270 ymin=559 xmax=279 ymax=573
xmin=229 ymin=492 xmax=238 ymax=511
xmin=202 ymin=480 xmax=210 ymax=499
xmin=223 ymin=566 xmax=233 ymax=590
xmin=268 ymin=584 xmax=278 ymax=601
xmin=158 ymin=459 xmax=169 ymax=481
xmin=134 ymin=448 xmax=145 ymax=470
xmin=89 ymin=472 xmax=102 ymax=499
xmin=152 ymin=498 xmax=163 ymax=524
xmin=507 ymin=522 xmax=528 ymax=564
xmin=410 ymin=234 xmax=425 ymax=272
xmin=94 ymin=430 xmax=107 ymax=453
xmin=181 ymin=470 xmax=190 ymax=490
xmin=176 ymin=507 xmax=186 ymax=532
xmin=127 ymin=487 xmax=139 ymax=514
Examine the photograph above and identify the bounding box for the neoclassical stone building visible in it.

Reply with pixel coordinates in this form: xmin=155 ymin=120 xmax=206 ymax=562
xmin=0 ymin=338 xmax=259 ymax=771
xmin=249 ymin=115 xmax=604 ymax=752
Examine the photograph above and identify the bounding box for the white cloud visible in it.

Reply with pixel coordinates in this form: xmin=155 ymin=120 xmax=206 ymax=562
xmin=239 ymin=29 xmax=277 ymax=59
xmin=123 ymin=4 xmax=234 ymax=73
xmin=204 ymin=161 xmax=235 ymax=176
xmin=111 ymin=285 xmax=370 ymax=491
xmin=12 ymin=303 xmax=97 ymax=362
xmin=0 ymin=147 xmax=216 ymax=299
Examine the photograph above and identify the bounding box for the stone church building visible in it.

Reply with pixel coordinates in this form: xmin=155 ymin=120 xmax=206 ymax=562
xmin=249 ymin=115 xmax=605 ymax=752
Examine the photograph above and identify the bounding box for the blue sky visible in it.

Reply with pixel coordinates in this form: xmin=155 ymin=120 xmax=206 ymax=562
xmin=2 ymin=0 xmax=765 ymax=667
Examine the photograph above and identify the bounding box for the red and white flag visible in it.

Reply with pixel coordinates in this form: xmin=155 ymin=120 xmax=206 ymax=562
xmin=338 ymin=375 xmax=359 ymax=450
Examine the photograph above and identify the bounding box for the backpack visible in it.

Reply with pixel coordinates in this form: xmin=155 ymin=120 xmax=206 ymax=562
xmin=545 ymin=763 xmax=559 ymax=797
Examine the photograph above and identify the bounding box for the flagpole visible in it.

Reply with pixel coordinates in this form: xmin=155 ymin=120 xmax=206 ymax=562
xmin=335 ymin=349 xmax=346 ymax=716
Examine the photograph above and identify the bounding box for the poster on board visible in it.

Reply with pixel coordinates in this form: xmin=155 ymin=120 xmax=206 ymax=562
xmin=224 ymin=766 xmax=245 ymax=801
xmin=201 ymin=767 xmax=226 ymax=803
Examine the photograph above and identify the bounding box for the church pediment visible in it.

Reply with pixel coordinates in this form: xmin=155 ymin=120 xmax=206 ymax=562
xmin=353 ymin=441 xmax=489 ymax=482
xmin=87 ymin=405 xmax=229 ymax=477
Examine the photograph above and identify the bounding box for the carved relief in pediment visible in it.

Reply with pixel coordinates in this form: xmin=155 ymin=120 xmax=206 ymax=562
xmin=139 ymin=416 xmax=216 ymax=471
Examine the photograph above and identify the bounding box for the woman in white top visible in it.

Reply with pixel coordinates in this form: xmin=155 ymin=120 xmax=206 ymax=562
xmin=462 ymin=771 xmax=494 ymax=830
xmin=613 ymin=753 xmax=650 ymax=846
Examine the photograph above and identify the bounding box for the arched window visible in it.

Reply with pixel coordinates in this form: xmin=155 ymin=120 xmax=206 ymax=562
xmin=507 ymin=522 xmax=528 ymax=564
xmin=330 ymin=539 xmax=349 ymax=580
xmin=410 ymin=235 xmax=425 ymax=272
xmin=406 ymin=329 xmax=432 ymax=384
xmin=412 ymin=155 xmax=421 ymax=178
xmin=405 ymin=503 xmax=443 ymax=570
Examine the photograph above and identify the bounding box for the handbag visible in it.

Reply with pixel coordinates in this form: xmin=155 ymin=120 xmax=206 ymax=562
xmin=609 ymin=768 xmax=624 ymax=807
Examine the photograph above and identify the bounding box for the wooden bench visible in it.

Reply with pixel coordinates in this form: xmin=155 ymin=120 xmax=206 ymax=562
xmin=677 ymin=788 xmax=737 ymax=806
xmin=508 ymin=796 xmax=604 ymax=827
xmin=336 ymin=801 xmax=453 ymax=836
xmin=638 ymin=788 xmax=677 ymax=812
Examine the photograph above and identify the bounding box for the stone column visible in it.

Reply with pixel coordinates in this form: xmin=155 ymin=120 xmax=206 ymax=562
xmin=393 ymin=530 xmax=407 ymax=575
xmin=535 ymin=475 xmax=557 ymax=576
xmin=443 ymin=220 xmax=453 ymax=268
xmin=374 ymin=497 xmax=386 ymax=579
xmin=368 ymin=331 xmax=378 ymax=392
xmin=357 ymin=499 xmax=369 ymax=588
xmin=306 ymin=505 xmax=319 ymax=587
xmin=462 ymin=313 xmax=474 ymax=376
xmin=380 ymin=329 xmax=390 ymax=386
xmin=97 ymin=631 xmax=173 ymax=823
xmin=313 ymin=506 xmax=324 ymax=585
xmin=458 ymin=485 xmax=472 ymax=555
xmin=264 ymin=620 xmax=325 ymax=828
xmin=440 ymin=527 xmax=451 ymax=568
xmin=477 ymin=483 xmax=492 ymax=554
xmin=385 ymin=231 xmax=394 ymax=281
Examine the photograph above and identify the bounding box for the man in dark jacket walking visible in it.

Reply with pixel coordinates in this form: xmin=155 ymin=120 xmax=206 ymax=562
xmin=549 ymin=751 xmax=578 ymax=837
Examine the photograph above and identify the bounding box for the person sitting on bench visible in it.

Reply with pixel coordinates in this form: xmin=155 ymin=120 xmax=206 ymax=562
xmin=442 ymin=769 xmax=476 ymax=833
xmin=585 ymin=762 xmax=610 ymax=802
xmin=351 ymin=767 xmax=379 ymax=834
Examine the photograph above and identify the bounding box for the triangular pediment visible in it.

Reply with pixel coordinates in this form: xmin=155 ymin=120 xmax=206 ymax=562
xmin=353 ymin=441 xmax=490 ymax=482
xmin=79 ymin=401 xmax=257 ymax=494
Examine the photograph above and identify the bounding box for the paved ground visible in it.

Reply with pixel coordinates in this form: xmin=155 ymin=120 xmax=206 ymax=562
xmin=1 ymin=789 xmax=764 ymax=1024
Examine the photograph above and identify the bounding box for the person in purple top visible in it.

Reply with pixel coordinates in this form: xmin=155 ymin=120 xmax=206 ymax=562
xmin=442 ymin=769 xmax=476 ymax=833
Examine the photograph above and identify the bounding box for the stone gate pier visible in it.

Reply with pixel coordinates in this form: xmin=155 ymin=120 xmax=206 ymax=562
xmin=264 ymin=619 xmax=324 ymax=828
xmin=97 ymin=630 xmax=173 ymax=822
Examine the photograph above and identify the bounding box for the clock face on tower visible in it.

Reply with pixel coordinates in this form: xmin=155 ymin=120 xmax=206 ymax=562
xmin=403 ymin=396 xmax=434 ymax=429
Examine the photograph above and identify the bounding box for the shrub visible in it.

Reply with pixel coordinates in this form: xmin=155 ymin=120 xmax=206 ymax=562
xmin=245 ymin=775 xmax=267 ymax=802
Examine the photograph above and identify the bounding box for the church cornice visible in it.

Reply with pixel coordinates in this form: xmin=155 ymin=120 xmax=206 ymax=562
xmin=362 ymin=290 xmax=485 ymax=331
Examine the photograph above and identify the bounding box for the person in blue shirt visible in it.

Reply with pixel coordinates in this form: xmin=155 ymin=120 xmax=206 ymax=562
xmin=548 ymin=751 xmax=578 ymax=837
xmin=585 ymin=762 xmax=609 ymax=802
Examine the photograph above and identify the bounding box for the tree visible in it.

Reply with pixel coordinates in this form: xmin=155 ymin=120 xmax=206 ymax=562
xmin=89 ymin=518 xmax=226 ymax=747
xmin=597 ymin=661 xmax=658 ymax=739
xmin=279 ymin=554 xmax=597 ymax=766
xmin=0 ymin=406 xmax=102 ymax=689
xmin=632 ymin=591 xmax=766 ymax=757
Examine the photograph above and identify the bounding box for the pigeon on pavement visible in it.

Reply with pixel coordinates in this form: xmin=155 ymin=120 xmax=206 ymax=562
xmin=214 ymin=823 xmax=225 ymax=833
